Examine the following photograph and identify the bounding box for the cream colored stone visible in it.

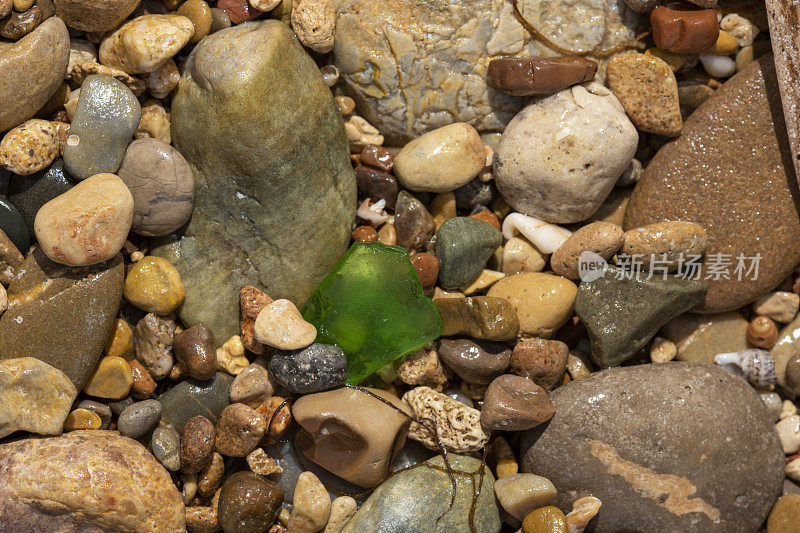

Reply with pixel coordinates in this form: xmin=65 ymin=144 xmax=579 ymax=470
xmin=34 ymin=173 xmax=134 ymax=267
xmin=566 ymin=350 xmax=592 ymax=379
xmin=99 ymin=15 xmax=194 ymax=74
xmin=67 ymin=39 xmax=97 ymax=79
xmin=394 ymin=122 xmax=485 ymax=193
xmin=216 ymin=335 xmax=249 ymax=375
xmin=323 ymin=496 xmax=357 ymax=533
xmin=250 ymin=0 xmax=281 ymax=11
xmin=501 ymin=237 xmax=546 ymax=275
xmin=720 ymin=13 xmax=759 ymax=47
xmin=461 ymin=269 xmax=505 ymax=295
xmin=288 ymin=472 xmax=331 ymax=533
xmin=754 ymin=291 xmax=800 ymax=323
xmin=344 ymin=115 xmax=383 ymax=147
xmin=291 ymin=0 xmax=335 ymax=53
xmin=649 ymin=337 xmax=677 ymax=364
xmin=71 ymin=60 xmax=146 ymax=96
xmin=246 ymin=448 xmax=283 ymax=475
xmin=396 ymin=344 xmax=448 ymax=391
xmin=135 ymin=100 xmax=171 ymax=144
xmin=565 ymin=496 xmax=602 ymax=533
xmin=493 ymin=473 xmax=557 ymax=520
xmin=777 ymin=415 xmax=800 ymax=454
xmin=402 ymin=385 xmax=490 ymax=452
xmin=781 ymin=400 xmax=798 ymax=421
xmin=145 ymin=59 xmax=180 ymax=99
xmin=487 ymin=273 xmax=577 ymax=338
xmin=620 ymin=220 xmax=707 ymax=271
xmin=0 ymin=119 xmax=60 ymax=175
xmin=254 ymin=299 xmax=317 ymax=350
xmin=64 ymin=88 xmax=80 ymax=122
xmin=502 ymin=213 xmax=572 ymax=254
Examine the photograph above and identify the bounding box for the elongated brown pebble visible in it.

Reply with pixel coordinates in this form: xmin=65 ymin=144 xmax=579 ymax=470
xmin=650 ymin=6 xmax=719 ymax=55
xmin=487 ymin=57 xmax=598 ymax=96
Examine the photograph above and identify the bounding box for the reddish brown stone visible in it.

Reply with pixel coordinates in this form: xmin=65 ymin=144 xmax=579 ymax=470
xmin=468 ymin=209 xmax=501 ymax=230
xmin=359 ymin=144 xmax=395 ymax=173
xmin=487 ymin=57 xmax=598 ymax=96
xmin=511 ymin=339 xmax=569 ymax=391
xmin=240 ymin=285 xmax=272 ymax=355
xmin=410 ymin=252 xmax=439 ymax=296
xmin=352 ymin=225 xmax=378 ymax=242
xmin=650 ymin=6 xmax=718 ymax=55
xmin=129 ymin=359 xmax=156 ymax=399
xmin=217 ymin=0 xmax=263 ymax=24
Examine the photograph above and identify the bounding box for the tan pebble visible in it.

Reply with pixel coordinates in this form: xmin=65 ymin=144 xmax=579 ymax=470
xmin=430 ymin=192 xmax=456 ymax=229
xmin=377 ymin=222 xmax=396 ymax=245
xmin=620 ymin=221 xmax=707 ymax=271
xmin=344 ymin=115 xmax=383 ymax=148
xmin=53 ymin=122 xmax=70 ymax=154
xmin=566 ymin=351 xmax=592 ymax=379
xmin=781 ymin=400 xmax=798 ymax=421
xmin=134 ymin=312 xmax=177 ymax=380
xmin=708 ymin=30 xmax=739 ymax=55
xmin=496 ymin=457 xmax=518 ymax=478
xmin=644 ymin=47 xmax=688 ymax=71
xmin=494 ymin=473 xmax=557 ymax=520
xmin=550 ymin=221 xmax=624 ymax=280
xmin=124 ymin=256 xmax=186 ymax=315
xmin=63 ymin=408 xmax=102 ymax=431
xmin=253 ymin=299 xmax=316 ymax=350
xmin=177 ymin=0 xmax=212 ymax=43
xmin=64 ymin=88 xmax=80 ymax=122
xmin=246 ymin=447 xmax=283 ymax=475
xmin=145 ymin=59 xmax=180 ymax=99
xmin=720 ymin=13 xmax=758 ymax=47
xmin=396 ymin=344 xmax=448 ymax=391
xmin=777 ymin=415 xmax=800 ymax=454
xmin=256 ymin=396 xmax=292 ymax=444
xmin=216 ymin=335 xmax=249 ymax=375
xmin=767 ymin=494 xmax=800 ymax=533
xmin=135 ymin=100 xmax=171 ymax=144
xmin=394 ymin=122 xmax=485 ymax=193
xmin=249 ymin=0 xmax=280 ymax=11
xmin=230 ymin=362 xmax=274 ymax=408
xmin=753 ymin=291 xmax=800 ymax=323
xmin=104 ymin=318 xmax=134 ymax=358
xmin=747 ymin=316 xmax=778 ymax=349
xmin=185 ymin=506 xmax=220 ymax=533
xmin=678 ymin=82 xmax=715 ymax=109
xmin=402 ymin=386 xmax=490 ymax=452
xmin=334 ymin=96 xmax=355 ymax=115
xmin=0 ymin=119 xmax=60 ymax=175
xmin=787 ymin=456 xmax=800 ymax=483
xmin=487 ymin=273 xmax=577 ymax=339
xmin=502 ymin=237 xmax=546 ymax=275
xmin=239 ymin=285 xmax=272 ymax=354
xmin=565 ymin=496 xmax=602 ymax=533
xmin=130 ymin=250 xmax=144 ymax=262
xmin=352 ymin=225 xmax=378 ymax=242
xmin=198 ymin=452 xmax=225 ymax=498
xmin=461 ymin=269 xmax=505 ymax=295
xmin=13 ymin=0 xmax=34 ymax=11
xmin=649 ymin=337 xmax=677 ymax=364
xmin=0 ymin=285 xmax=7 ymax=315
xmin=291 ymin=0 xmax=334 ymax=53
xmin=523 ymin=506 xmax=567 ymax=533
xmin=323 ymin=496 xmax=357 ymax=533
xmin=288 ymin=472 xmax=331 ymax=533
xmin=607 ymin=52 xmax=682 ymax=137
xmin=99 ymin=14 xmax=194 ymax=74
xmin=34 ymin=173 xmax=134 ymax=267
xmin=70 ymin=60 xmax=146 ymax=96
xmin=215 ymin=403 xmax=266 ymax=457
xmin=83 ymin=355 xmax=133 ymax=399
xmin=489 ymin=437 xmax=518 ymax=478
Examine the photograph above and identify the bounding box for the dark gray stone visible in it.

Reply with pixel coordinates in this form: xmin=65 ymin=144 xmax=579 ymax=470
xmin=269 ymin=343 xmax=347 ymax=394
xmin=9 ymin=158 xmax=76 ymax=233
xmin=118 ymin=399 xmax=162 ymax=438
xmin=0 ymin=195 xmax=29 ymax=252
xmin=435 ymin=217 xmax=501 ymax=289
xmin=521 ymin=362 xmax=784 ymax=532
xmin=157 ymin=372 xmax=233 ymax=435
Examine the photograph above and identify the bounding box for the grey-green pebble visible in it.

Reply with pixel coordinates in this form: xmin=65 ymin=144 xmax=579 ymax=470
xmin=157 ymin=372 xmax=233 ymax=435
xmin=63 ymin=74 xmax=141 ymax=180
xmin=118 ymin=399 xmax=162 ymax=438
xmin=435 ymin=217 xmax=501 ymax=289
xmin=151 ymin=424 xmax=181 ymax=471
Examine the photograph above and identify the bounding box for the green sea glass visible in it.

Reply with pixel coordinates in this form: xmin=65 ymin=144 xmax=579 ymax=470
xmin=301 ymin=242 xmax=442 ymax=384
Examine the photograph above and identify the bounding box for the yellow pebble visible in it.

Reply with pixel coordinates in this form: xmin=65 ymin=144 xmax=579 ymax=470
xmin=377 ymin=223 xmax=396 ymax=246
xmin=496 ymin=458 xmax=519 ymax=478
xmin=644 ymin=48 xmax=688 ymax=71
xmin=523 ymin=506 xmax=568 ymax=533
xmin=104 ymin=318 xmax=134 ymax=359
xmin=83 ymin=356 xmax=133 ymax=399
xmin=63 ymin=408 xmax=102 ymax=431
xmin=462 ymin=269 xmax=506 ymax=295
xmin=708 ymin=30 xmax=739 ymax=56
xmin=13 ymin=0 xmax=34 ymax=11
xmin=123 ymin=256 xmax=185 ymax=315
xmin=430 ymin=192 xmax=457 ymax=229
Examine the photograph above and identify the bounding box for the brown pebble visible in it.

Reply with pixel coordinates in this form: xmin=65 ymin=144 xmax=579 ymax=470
xmin=255 ymin=396 xmax=292 ymax=444
xmin=230 ymin=363 xmax=274 ymax=408
xmin=198 ymin=452 xmax=225 ymax=498
xmin=215 ymin=403 xmax=266 ymax=457
xmin=355 ymin=165 xmax=398 ymax=208
xmin=511 ymin=339 xmax=569 ymax=391
xmin=410 ymin=252 xmax=439 ymax=296
xmin=468 ymin=209 xmax=501 ymax=230
xmin=173 ymin=324 xmax=217 ymax=381
xmin=359 ymin=144 xmax=395 ymax=173
xmin=488 ymin=57 xmax=598 ymax=96
xmin=63 ymin=408 xmax=102 ymax=431
xmin=239 ymin=285 xmax=273 ymax=355
xmin=177 ymin=0 xmax=212 ymax=43
xmin=129 ymin=359 xmax=157 ymax=399
xmin=181 ymin=415 xmax=216 ymax=474
xmin=0 ymin=5 xmax=42 ymax=39
xmin=352 ymin=225 xmax=378 ymax=242
xmin=747 ymin=316 xmax=778 ymax=349
xmin=650 ymin=6 xmax=719 ymax=54
xmin=481 ymin=374 xmax=555 ymax=431
xmin=216 ymin=0 xmax=262 ymax=24
xmin=335 ymin=95 xmax=355 ymax=115
xmin=185 ymin=506 xmax=220 ymax=533
xmin=0 ymin=229 xmax=23 ymax=286
xmin=104 ymin=318 xmax=134 ymax=359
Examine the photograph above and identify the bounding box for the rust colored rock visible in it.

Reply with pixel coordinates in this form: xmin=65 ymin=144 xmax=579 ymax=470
xmin=488 ymin=57 xmax=598 ymax=97
xmin=481 ymin=374 xmax=555 ymax=431
xmin=129 ymin=359 xmax=157 ymax=399
xmin=511 ymin=339 xmax=569 ymax=391
xmin=352 ymin=225 xmax=378 ymax=242
xmin=217 ymin=0 xmax=263 ymax=24
xmin=410 ymin=252 xmax=439 ymax=296
xmin=0 ymin=431 xmax=185 ymax=531
xmin=359 ymin=144 xmax=395 ymax=173
xmin=181 ymin=415 xmax=216 ymax=474
xmin=468 ymin=209 xmax=501 ymax=230
xmin=240 ymin=285 xmax=272 ymax=355
xmin=650 ymin=6 xmax=719 ymax=55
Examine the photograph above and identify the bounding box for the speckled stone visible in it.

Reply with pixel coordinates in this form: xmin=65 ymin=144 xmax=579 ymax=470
xmin=624 ymin=56 xmax=800 ymax=312
xmin=269 ymin=343 xmax=347 ymax=394
xmin=522 ymin=363 xmax=784 ymax=532
xmin=118 ymin=399 xmax=162 ymax=438
xmin=342 ymin=454 xmax=501 ymax=533
xmin=218 ymin=471 xmax=283 ymax=533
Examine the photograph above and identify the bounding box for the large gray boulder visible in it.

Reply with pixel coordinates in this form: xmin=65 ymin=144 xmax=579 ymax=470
xmin=152 ymin=21 xmax=356 ymax=340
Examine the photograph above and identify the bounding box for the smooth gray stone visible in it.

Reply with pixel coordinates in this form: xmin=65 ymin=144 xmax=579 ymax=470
xmin=156 ymin=372 xmax=233 ymax=435
xmin=9 ymin=158 xmax=76 ymax=233
xmin=63 ymin=74 xmax=141 ymax=179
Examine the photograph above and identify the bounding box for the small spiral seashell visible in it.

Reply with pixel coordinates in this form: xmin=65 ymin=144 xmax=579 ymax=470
xmin=747 ymin=316 xmax=778 ymax=349
xmin=502 ymin=213 xmax=572 ymax=254
xmin=714 ymin=348 xmax=776 ymax=388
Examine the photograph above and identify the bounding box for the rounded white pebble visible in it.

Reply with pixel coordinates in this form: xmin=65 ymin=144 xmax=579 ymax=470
xmin=700 ymin=55 xmax=737 ymax=79
xmin=502 ymin=213 xmax=571 ymax=254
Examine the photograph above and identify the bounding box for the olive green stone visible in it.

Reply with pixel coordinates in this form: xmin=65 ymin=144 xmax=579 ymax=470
xmin=157 ymin=372 xmax=233 ymax=435
xmin=342 ymin=454 xmax=501 ymax=533
xmin=661 ymin=311 xmax=749 ymax=365
xmin=575 ymin=266 xmax=707 ymax=367
xmin=435 ymin=217 xmax=501 ymax=289
xmin=151 ymin=21 xmax=356 ymax=341
xmin=434 ymin=296 xmax=519 ymax=341
xmin=301 ymin=242 xmax=442 ymax=384
xmin=0 ymin=249 xmax=123 ymax=388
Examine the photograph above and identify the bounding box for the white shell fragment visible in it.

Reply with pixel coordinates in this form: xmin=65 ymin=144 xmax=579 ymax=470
xmin=502 ymin=213 xmax=572 ymax=254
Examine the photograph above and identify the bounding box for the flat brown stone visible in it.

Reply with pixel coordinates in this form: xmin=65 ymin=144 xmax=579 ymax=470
xmin=624 ymin=55 xmax=800 ymax=312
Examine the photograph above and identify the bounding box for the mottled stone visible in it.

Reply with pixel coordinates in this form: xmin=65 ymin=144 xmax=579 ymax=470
xmin=342 ymin=454 xmax=501 ymax=533
xmin=0 ymin=250 xmax=123 ymax=388
xmin=522 ymin=363 xmax=783 ymax=532
xmin=661 ymin=311 xmax=749 ymax=365
xmin=395 ymin=190 xmax=435 ymax=252
xmin=510 ymin=338 xmax=569 ymax=391
xmin=180 ymin=415 xmax=216 ymax=474
xmin=63 ymin=75 xmax=141 ymax=180
xmin=0 ymin=228 xmax=22 ymax=285
xmin=481 ymin=374 xmax=554 ymax=431
xmin=157 ymin=372 xmax=233 ymax=434
xmin=0 ymin=357 xmax=77 ymax=438
xmin=0 ymin=431 xmax=185 ymax=531
xmin=624 ymin=56 xmax=800 ymax=312
xmin=214 ymin=402 xmax=266 ymax=457
xmin=118 ymin=399 xmax=162 ymax=438
xmin=151 ymin=21 xmax=355 ymax=341
xmin=269 ymin=343 xmax=347 ymax=394
xmin=0 ymin=17 xmax=69 ymax=132
xmin=173 ymin=324 xmax=217 ymax=381
xmin=218 ymin=471 xmax=283 ymax=533
xmin=117 ymin=138 xmax=195 ymax=237
xmin=435 ymin=296 xmax=519 ymax=341
xmin=151 ymin=425 xmax=181 ymax=471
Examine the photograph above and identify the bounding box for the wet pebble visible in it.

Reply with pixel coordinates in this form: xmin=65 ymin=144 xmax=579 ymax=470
xmin=230 ymin=363 xmax=274 ymax=408
xmin=410 ymin=252 xmax=439 ymax=296
xmin=83 ymin=355 xmax=133 ymax=399
xmin=218 ymin=471 xmax=283 ymax=533
xmin=253 ymin=299 xmax=317 ymax=350
xmin=435 ymin=295 xmax=520 ymax=341
xmin=511 ymin=339 xmax=569 ymax=391
xmin=118 ymin=398 xmax=162 ymax=438
xmin=494 ymin=474 xmax=557 ymax=520
xmin=403 ymin=385 xmax=489 ymax=452
xmin=75 ymin=399 xmax=112 ymax=430
xmin=488 ymin=57 xmax=597 ymax=96
xmin=181 ymin=415 xmax=216 ymax=474
xmin=269 ymin=343 xmax=347 ymax=394
xmin=99 ymin=14 xmax=194 ymax=74
xmin=288 ymin=471 xmax=331 ymax=533
xmin=354 ymin=165 xmax=398 ymax=208
xmin=239 ymin=285 xmax=272 ymax=354
xmin=395 ymin=191 xmax=435 ymax=252
xmin=174 ymin=324 xmax=217 ymax=381
xmin=754 ymin=291 xmax=800 ymax=323
xmin=215 ymin=403 xmax=266 ymax=457
xmin=124 ymin=256 xmax=186 ymax=315
xmin=151 ymin=424 xmax=181 ymax=471
xmin=0 ymin=119 xmax=60 ymax=175
xmin=435 ymin=216 xmax=502 ymax=289
xmin=650 ymin=6 xmax=719 ymax=54
xmin=438 ymin=338 xmax=511 ymax=385
xmin=488 ymin=273 xmax=577 ymax=339
xmin=135 ymin=312 xmax=176 ymax=379
xmin=550 ymin=221 xmax=623 ymax=280
xmin=481 ymin=374 xmax=555 ymax=431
